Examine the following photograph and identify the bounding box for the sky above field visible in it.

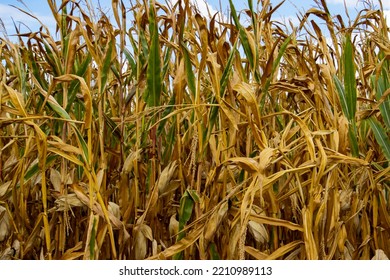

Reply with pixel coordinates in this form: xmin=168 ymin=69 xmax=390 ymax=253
xmin=0 ymin=0 xmax=389 ymax=38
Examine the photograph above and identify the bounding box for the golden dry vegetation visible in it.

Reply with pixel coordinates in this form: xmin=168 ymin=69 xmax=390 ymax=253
xmin=0 ymin=0 xmax=389 ymax=260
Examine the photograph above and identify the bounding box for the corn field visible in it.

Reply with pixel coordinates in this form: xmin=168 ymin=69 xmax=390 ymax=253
xmin=0 ymin=0 xmax=389 ymax=260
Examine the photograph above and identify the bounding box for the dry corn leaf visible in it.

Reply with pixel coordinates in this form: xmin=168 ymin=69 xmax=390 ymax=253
xmin=157 ymin=161 xmax=177 ymax=196
xmin=1 ymin=0 xmax=390 ymax=261
xmin=247 ymin=220 xmax=269 ymax=244
xmin=48 ymin=137 xmax=82 ymax=155
xmin=302 ymin=208 xmax=318 ymax=260
xmin=0 ymin=206 xmax=10 ymax=242
xmin=220 ymin=100 xmax=239 ymax=130
xmin=50 ymin=168 xmax=62 ymax=192
xmin=244 ymin=246 xmax=268 ymax=260
xmin=225 ymin=157 xmax=260 ymax=173
xmin=338 ymin=115 xmax=349 ymax=153
xmin=72 ymin=184 xmax=122 ymax=229
xmin=152 ymin=239 xmax=158 ymax=256
xmin=3 ymin=84 xmax=27 ymax=117
xmin=108 ymin=202 xmax=121 ymax=220
xmin=122 ymin=149 xmax=142 ymax=174
xmin=0 ymin=240 xmax=20 ymax=260
xmin=233 ymin=81 xmax=262 ymax=126
xmin=240 ymin=175 xmax=263 ymax=234
xmin=266 ymin=241 xmax=304 ymax=260
xmin=227 ymin=223 xmax=241 ymax=259
xmin=54 ymin=75 xmax=92 ymax=130
xmin=371 ymin=249 xmax=389 ymax=260
xmin=83 ymin=214 xmax=99 ymax=260
xmin=140 ymin=224 xmax=153 ymax=241
xmin=328 ymin=154 xmax=369 ymax=166
xmin=60 ymin=241 xmax=84 ymax=260
xmin=55 ymin=193 xmax=84 ymax=211
xmin=134 ymin=227 xmax=148 ymax=260
xmin=147 ymin=226 xmax=204 ymax=260
xmin=287 ymin=111 xmax=316 ymax=161
xmin=248 ymin=210 xmax=303 ymax=232
xmin=48 ymin=147 xmax=83 ymax=166
xmin=159 ymin=180 xmax=181 ymax=198
xmin=96 ymin=169 xmax=105 ymax=192
xmin=0 ymin=181 xmax=12 ymax=197
xmin=169 ymin=214 xmax=179 ymax=239
xmin=258 ymin=147 xmax=277 ymax=172
xmin=204 ymin=201 xmax=228 ymax=241
xmin=3 ymin=155 xmax=18 ymax=173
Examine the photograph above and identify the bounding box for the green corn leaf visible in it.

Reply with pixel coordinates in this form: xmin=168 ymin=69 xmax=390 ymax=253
xmin=209 ymin=243 xmax=221 ymax=260
xmin=46 ymin=94 xmax=72 ymax=120
xmin=177 ymin=190 xmax=194 ymax=239
xmin=28 ymin=51 xmax=48 ymax=90
xmin=24 ymin=155 xmax=57 ymax=183
xmin=157 ymin=93 xmax=176 ymax=136
xmin=332 ymin=35 xmax=359 ymax=157
xmin=139 ymin=29 xmax=150 ymax=61
xmin=229 ymin=0 xmax=254 ymax=71
xmin=333 ymin=75 xmax=348 ymax=118
xmin=348 ymin=121 xmax=359 ymax=158
xmin=100 ymin=40 xmax=114 ymax=95
xmin=204 ymin=40 xmax=238 ymax=147
xmin=367 ymin=118 xmax=390 ymax=162
xmin=181 ymin=43 xmax=196 ymax=97
xmin=173 ymin=189 xmax=194 ymax=260
xmin=371 ymin=70 xmax=390 ymax=131
xmin=103 ymin=112 xmax=121 ymax=141
xmin=220 ymin=39 xmax=238 ymax=97
xmin=343 ymin=34 xmax=357 ymax=120
xmin=187 ymin=189 xmax=200 ymax=203
xmin=72 ymin=124 xmax=89 ymax=164
xmin=60 ymin=4 xmax=68 ymax=41
xmin=110 ymin=64 xmax=120 ymax=81
xmin=162 ymin=120 xmax=176 ymax=162
xmin=261 ymin=36 xmax=292 ymax=109
xmin=67 ymin=53 xmax=92 ymax=110
xmin=89 ymin=216 xmax=97 ymax=260
xmin=43 ymin=41 xmax=61 ymax=76
xmin=145 ymin=1 xmax=161 ymax=107
xmin=248 ymin=0 xmax=256 ymax=36
xmin=123 ymin=47 xmax=137 ymax=76
xmin=272 ymin=36 xmax=291 ymax=81
xmin=44 ymin=93 xmax=89 ymax=162
xmin=62 ymin=32 xmax=70 ymax=69
xmin=162 ymin=46 xmax=172 ymax=81
xmin=248 ymin=0 xmax=260 ymax=82
xmin=333 ymin=75 xmax=359 ymax=157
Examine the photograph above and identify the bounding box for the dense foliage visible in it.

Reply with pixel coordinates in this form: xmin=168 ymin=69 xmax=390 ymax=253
xmin=0 ymin=0 xmax=389 ymax=259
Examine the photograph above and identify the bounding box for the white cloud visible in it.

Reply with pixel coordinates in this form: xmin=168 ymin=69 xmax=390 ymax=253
xmin=384 ymin=10 xmax=390 ymax=28
xmin=191 ymin=0 xmax=219 ymax=16
xmin=167 ymin=0 xmax=225 ymax=20
xmin=193 ymin=0 xmax=229 ymax=23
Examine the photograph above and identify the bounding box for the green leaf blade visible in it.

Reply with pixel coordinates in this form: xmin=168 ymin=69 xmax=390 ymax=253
xmin=367 ymin=118 xmax=390 ymax=162
xmin=343 ymin=35 xmax=357 ymax=120
xmin=145 ymin=1 xmax=162 ymax=107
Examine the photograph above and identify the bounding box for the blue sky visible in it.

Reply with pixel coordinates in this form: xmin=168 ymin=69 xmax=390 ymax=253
xmin=0 ymin=0 xmax=389 ymax=37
